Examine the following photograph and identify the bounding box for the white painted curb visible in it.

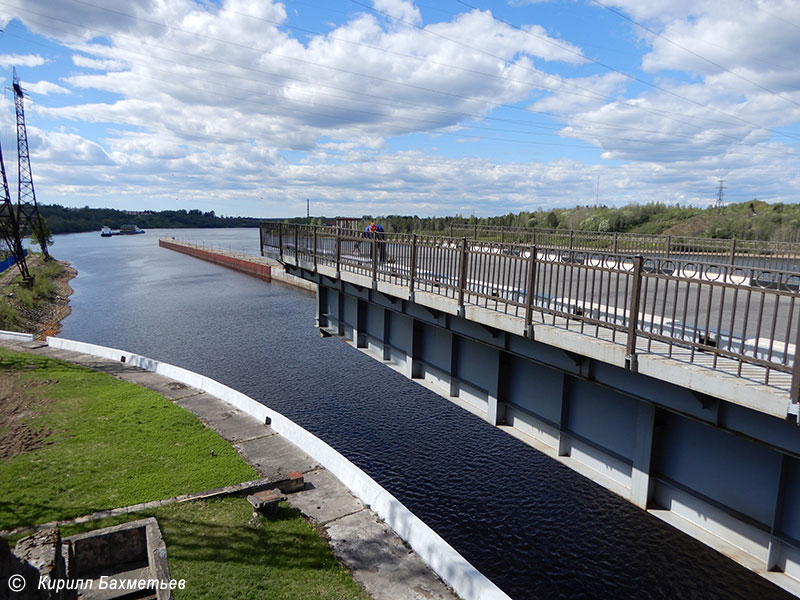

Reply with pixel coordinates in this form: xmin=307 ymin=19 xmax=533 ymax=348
xmin=45 ymin=336 xmax=511 ymax=600
xmin=0 ymin=330 xmax=34 ymax=342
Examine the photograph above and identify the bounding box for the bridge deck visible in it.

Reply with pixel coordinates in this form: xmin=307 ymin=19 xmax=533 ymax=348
xmin=260 ymin=223 xmax=800 ymax=418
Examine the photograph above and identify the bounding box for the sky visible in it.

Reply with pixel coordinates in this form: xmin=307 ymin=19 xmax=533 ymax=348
xmin=0 ymin=0 xmax=799 ymax=218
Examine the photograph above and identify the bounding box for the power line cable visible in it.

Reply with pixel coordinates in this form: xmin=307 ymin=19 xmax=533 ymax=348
xmin=590 ymin=0 xmax=800 ymax=108
xmin=12 ymin=3 xmax=787 ymax=156
xmin=42 ymin=0 xmax=793 ymax=146
xmin=447 ymin=0 xmax=800 ymax=141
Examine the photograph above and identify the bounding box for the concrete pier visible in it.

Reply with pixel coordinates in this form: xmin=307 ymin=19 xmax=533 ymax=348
xmin=159 ymin=238 xmax=272 ymax=280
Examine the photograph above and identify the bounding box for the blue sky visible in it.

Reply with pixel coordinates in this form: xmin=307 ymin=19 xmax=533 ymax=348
xmin=0 ymin=0 xmax=798 ymax=218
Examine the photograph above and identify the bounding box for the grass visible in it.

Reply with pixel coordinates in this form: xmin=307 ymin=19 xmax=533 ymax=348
xmin=1 ymin=348 xmax=371 ymax=599
xmin=59 ymin=498 xmax=370 ymax=600
xmin=0 ymin=348 xmax=258 ymax=529
xmin=0 ymin=255 xmax=65 ymax=330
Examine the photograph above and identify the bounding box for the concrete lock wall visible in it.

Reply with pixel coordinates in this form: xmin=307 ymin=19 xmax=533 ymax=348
xmin=159 ymin=239 xmax=271 ymax=280
xmin=44 ymin=336 xmax=510 ymax=600
xmin=314 ymin=280 xmax=800 ymax=596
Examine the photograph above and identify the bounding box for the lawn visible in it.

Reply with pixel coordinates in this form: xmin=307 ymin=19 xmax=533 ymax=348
xmin=0 ymin=347 xmax=258 ymax=529
xmin=0 ymin=347 xmax=370 ymax=599
xmin=59 ymin=498 xmax=370 ymax=600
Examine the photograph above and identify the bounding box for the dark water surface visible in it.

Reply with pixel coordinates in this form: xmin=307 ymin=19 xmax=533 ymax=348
xmin=53 ymin=229 xmax=792 ymax=600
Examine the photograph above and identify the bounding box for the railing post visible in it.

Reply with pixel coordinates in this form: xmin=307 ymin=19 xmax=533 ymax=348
xmin=500 ymin=228 xmax=505 ymax=244
xmin=335 ymin=228 xmax=341 ymax=275
xmin=569 ymin=229 xmax=574 ymax=250
xmin=524 ymin=245 xmax=538 ymax=338
xmin=294 ymin=224 xmax=299 ymax=260
xmin=474 ymin=224 xmax=478 ymax=239
xmin=625 ymin=256 xmax=644 ymax=372
xmin=613 ymin=231 xmax=619 ymax=253
xmin=729 ymin=238 xmax=737 ymax=265
xmin=791 ymin=313 xmax=800 ymax=407
xmin=409 ymin=234 xmax=418 ymax=296
xmin=312 ymin=225 xmax=318 ymax=271
xmin=457 ymin=237 xmax=468 ymax=316
xmin=278 ymin=224 xmax=283 ymax=261
xmin=665 ymin=235 xmax=671 ymax=258
xmin=371 ymin=230 xmax=378 ymax=285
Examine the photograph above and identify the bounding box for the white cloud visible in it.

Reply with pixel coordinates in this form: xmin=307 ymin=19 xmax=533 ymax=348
xmin=0 ymin=53 xmax=47 ymax=68
xmin=1 ymin=0 xmax=799 ymax=216
xmin=25 ymin=80 xmax=72 ymax=95
xmin=72 ymin=54 xmax=127 ymax=71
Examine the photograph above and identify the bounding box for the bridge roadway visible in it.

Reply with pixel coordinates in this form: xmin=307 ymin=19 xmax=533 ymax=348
xmin=262 ymin=223 xmax=800 ymax=596
xmin=265 ymin=225 xmax=800 ymax=412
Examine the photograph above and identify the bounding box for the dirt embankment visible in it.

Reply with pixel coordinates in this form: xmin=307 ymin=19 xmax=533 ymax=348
xmin=1 ymin=254 xmax=77 ymax=340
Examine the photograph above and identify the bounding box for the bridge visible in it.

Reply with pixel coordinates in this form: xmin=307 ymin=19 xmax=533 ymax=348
xmin=260 ymin=222 xmax=800 ymax=596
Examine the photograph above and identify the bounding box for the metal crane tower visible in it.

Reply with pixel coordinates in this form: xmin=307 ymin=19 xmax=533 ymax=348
xmin=13 ymin=67 xmax=49 ymax=259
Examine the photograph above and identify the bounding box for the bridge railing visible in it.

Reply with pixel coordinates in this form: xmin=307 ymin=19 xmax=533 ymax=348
xmin=261 ymin=222 xmax=800 ymax=403
xmin=449 ymin=224 xmax=800 ymax=272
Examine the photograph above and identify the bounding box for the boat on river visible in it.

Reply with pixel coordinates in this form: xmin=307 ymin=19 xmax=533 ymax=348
xmin=119 ymin=224 xmax=145 ymax=234
xmin=100 ymin=226 xmax=113 ymax=237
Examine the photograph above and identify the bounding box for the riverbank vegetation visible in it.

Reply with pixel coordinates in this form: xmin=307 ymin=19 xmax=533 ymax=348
xmin=0 ymin=255 xmax=75 ymax=337
xmin=0 ymin=348 xmax=369 ymax=599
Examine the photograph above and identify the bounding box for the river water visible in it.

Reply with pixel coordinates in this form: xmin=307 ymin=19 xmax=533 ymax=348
xmin=51 ymin=228 xmax=792 ymax=600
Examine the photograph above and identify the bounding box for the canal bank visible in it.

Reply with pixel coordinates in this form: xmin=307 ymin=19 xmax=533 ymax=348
xmin=0 ymin=332 xmax=504 ymax=600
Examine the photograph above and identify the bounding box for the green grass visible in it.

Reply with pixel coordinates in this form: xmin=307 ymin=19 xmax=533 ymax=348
xmin=0 ymin=255 xmax=65 ymax=329
xmin=59 ymin=498 xmax=370 ymax=600
xmin=0 ymin=348 xmax=258 ymax=529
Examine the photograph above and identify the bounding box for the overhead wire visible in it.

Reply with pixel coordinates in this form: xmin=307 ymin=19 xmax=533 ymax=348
xmin=589 ymin=0 xmax=800 ymax=108
xmin=42 ymin=0 xmax=796 ymax=147
xmin=9 ymin=1 xmax=792 ymax=158
xmin=448 ymin=0 xmax=800 ymax=141
xmin=3 ymin=0 xmax=799 ymax=199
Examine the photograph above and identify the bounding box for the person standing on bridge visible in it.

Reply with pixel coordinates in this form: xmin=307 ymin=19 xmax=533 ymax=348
xmin=365 ymin=221 xmax=387 ymax=262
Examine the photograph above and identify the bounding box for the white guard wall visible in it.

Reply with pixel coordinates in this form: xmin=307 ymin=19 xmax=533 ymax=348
xmin=44 ymin=336 xmax=510 ymax=600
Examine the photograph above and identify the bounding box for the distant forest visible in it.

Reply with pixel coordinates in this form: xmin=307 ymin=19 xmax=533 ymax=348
xmin=39 ymin=200 xmax=800 ymax=242
xmin=310 ymin=200 xmax=800 ymax=242
xmin=40 ymin=205 xmax=262 ymax=234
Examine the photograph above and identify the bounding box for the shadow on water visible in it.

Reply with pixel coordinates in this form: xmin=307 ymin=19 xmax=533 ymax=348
xmin=54 ymin=229 xmax=793 ymax=600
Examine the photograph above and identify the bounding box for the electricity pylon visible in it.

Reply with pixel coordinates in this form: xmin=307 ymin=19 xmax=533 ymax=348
xmin=0 ymin=134 xmax=30 ymax=282
xmin=13 ymin=67 xmax=48 ymax=259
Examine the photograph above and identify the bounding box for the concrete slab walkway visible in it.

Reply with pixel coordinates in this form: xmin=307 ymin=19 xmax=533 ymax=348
xmin=0 ymin=338 xmax=458 ymax=600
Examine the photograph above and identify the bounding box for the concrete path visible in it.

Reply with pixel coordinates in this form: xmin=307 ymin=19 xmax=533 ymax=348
xmin=1 ymin=339 xmax=458 ymax=600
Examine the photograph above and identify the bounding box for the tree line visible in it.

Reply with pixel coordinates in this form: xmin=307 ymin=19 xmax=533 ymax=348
xmin=33 ymin=200 xmax=800 ymax=242
xmin=39 ymin=205 xmax=261 ymax=234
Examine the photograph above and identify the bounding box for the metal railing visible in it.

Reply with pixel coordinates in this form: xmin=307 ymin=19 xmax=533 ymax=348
xmin=261 ymin=222 xmax=800 ymax=403
xmin=449 ymin=224 xmax=800 ymax=272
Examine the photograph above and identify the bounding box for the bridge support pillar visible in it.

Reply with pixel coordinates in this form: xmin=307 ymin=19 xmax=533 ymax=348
xmin=355 ymin=299 xmax=367 ymax=348
xmin=630 ymin=403 xmax=655 ymax=509
xmin=486 ymin=351 xmax=507 ymax=426
xmin=557 ymin=374 xmax=571 ymax=457
xmin=407 ymin=318 xmax=423 ymax=380
xmin=449 ymin=335 xmax=460 ymax=398
xmin=382 ymin=308 xmax=391 ymax=361
xmin=316 ymin=285 xmax=328 ymax=330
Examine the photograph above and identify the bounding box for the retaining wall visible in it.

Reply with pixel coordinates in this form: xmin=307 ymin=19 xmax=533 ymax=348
xmin=159 ymin=239 xmax=271 ymax=280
